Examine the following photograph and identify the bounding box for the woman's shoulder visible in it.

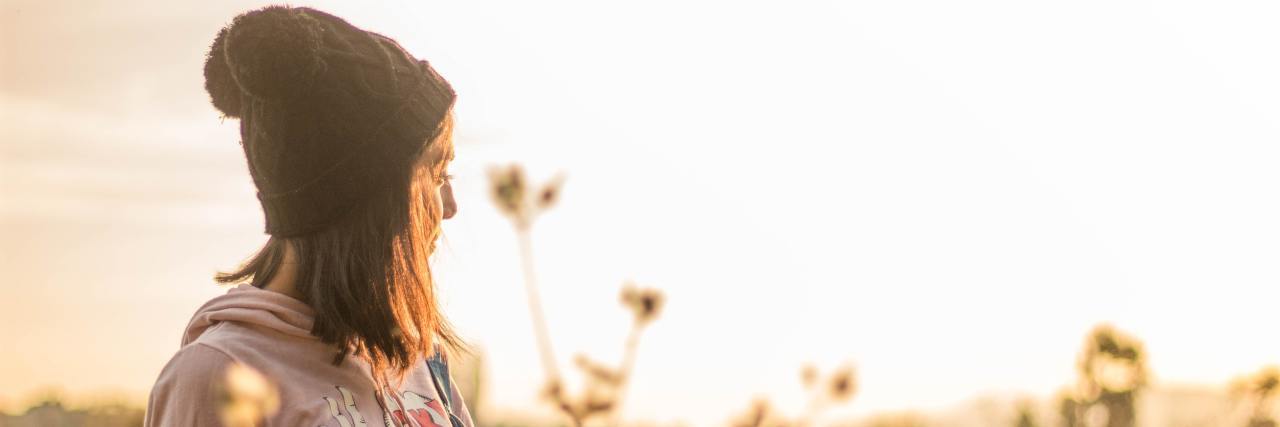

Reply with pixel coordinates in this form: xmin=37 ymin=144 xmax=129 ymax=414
xmin=160 ymin=342 xmax=237 ymax=379
xmin=144 ymin=344 xmax=235 ymax=426
xmin=150 ymin=343 xmax=236 ymax=399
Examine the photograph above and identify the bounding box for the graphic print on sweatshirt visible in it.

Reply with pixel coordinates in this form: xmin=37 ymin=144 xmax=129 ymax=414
xmin=322 ymin=386 xmax=449 ymax=427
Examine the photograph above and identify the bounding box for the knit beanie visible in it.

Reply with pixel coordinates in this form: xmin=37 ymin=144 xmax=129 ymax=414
xmin=203 ymin=6 xmax=456 ymax=236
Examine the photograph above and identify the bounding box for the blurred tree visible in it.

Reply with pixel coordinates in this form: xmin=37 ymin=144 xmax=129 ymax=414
xmin=1014 ymin=402 xmax=1037 ymax=427
xmin=1232 ymin=366 xmax=1279 ymax=427
xmin=0 ymin=398 xmax=144 ymax=427
xmin=1060 ymin=325 xmax=1147 ymax=427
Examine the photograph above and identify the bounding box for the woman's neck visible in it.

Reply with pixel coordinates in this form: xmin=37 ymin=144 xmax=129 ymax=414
xmin=261 ymin=241 xmax=306 ymax=301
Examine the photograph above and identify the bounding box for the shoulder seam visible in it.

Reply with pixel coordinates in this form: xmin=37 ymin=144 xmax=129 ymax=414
xmin=189 ymin=341 xmax=238 ymax=364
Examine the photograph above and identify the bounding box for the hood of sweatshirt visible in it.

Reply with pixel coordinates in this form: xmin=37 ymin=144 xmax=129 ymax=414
xmin=181 ymin=284 xmax=316 ymax=346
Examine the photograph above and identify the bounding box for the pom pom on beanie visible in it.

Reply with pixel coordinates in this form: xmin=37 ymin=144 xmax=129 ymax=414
xmin=203 ymin=6 xmax=326 ymax=117
xmin=203 ymin=27 xmax=242 ymax=117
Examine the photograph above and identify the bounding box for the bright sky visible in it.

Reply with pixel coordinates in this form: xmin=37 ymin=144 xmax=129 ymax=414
xmin=2 ymin=0 xmax=1279 ymax=425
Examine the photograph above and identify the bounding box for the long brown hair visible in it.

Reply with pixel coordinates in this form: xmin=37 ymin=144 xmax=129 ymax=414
xmin=217 ymin=111 xmax=463 ymax=388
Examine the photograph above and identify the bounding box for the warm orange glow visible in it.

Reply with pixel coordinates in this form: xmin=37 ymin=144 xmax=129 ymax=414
xmin=3 ymin=0 xmax=1280 ymax=425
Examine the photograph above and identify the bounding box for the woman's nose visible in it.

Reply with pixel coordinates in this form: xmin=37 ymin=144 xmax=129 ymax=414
xmin=442 ymin=181 xmax=457 ymax=220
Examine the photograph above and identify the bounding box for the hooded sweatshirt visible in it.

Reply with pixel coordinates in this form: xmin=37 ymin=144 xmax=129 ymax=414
xmin=145 ymin=284 xmax=474 ymax=427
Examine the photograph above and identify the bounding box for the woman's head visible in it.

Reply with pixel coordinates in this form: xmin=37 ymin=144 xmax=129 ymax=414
xmin=205 ymin=5 xmax=462 ymax=385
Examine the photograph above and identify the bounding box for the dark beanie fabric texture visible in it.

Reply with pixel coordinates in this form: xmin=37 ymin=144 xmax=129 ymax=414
xmin=204 ymin=6 xmax=456 ymax=236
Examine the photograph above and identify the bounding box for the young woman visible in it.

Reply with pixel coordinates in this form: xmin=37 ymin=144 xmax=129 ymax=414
xmin=145 ymin=6 xmax=472 ymax=427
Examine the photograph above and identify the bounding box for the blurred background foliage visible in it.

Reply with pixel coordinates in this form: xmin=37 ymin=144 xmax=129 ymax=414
xmin=1 ymin=168 xmax=1275 ymax=426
